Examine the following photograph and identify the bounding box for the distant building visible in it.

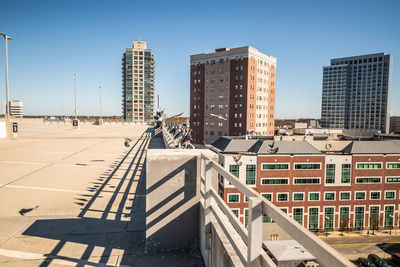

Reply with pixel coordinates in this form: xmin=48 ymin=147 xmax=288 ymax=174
xmin=391 ymin=116 xmax=400 ymax=134
xmin=2 ymin=100 xmax=23 ymax=118
xmin=190 ymin=46 xmax=277 ymax=144
xmin=321 ymin=53 xmax=393 ymax=133
xmin=122 ymin=41 xmax=155 ymax=122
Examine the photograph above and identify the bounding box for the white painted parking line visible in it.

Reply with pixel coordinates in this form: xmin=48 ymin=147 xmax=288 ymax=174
xmin=0 ymin=185 xmax=88 ymax=194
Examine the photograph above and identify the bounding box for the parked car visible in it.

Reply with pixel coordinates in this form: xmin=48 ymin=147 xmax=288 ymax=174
xmin=368 ymin=254 xmax=388 ymax=267
xmin=358 ymin=257 xmax=377 ymax=267
xmin=392 ymin=254 xmax=400 ymax=266
xmin=385 ymin=258 xmax=399 ymax=267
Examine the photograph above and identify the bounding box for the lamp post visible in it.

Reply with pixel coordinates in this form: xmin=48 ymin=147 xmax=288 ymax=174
xmin=73 ymin=72 xmax=77 ymax=119
xmin=99 ymin=85 xmax=102 ymax=121
xmin=0 ymin=33 xmax=12 ymax=121
xmin=325 ymin=215 xmax=329 ymax=237
xmin=389 ymin=214 xmax=393 ymax=235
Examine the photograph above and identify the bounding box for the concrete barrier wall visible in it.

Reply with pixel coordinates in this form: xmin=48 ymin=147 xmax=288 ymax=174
xmin=0 ymin=121 xmax=6 ymax=138
xmin=145 ymin=149 xmax=217 ymax=252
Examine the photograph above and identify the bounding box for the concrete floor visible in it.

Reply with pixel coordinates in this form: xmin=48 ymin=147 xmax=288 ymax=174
xmin=0 ymin=120 xmax=203 ymax=266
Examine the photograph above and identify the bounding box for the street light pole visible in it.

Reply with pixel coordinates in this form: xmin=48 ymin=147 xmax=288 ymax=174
xmin=99 ymin=85 xmax=102 ymax=120
xmin=73 ymin=72 xmax=77 ymax=119
xmin=0 ymin=33 xmax=12 ymax=121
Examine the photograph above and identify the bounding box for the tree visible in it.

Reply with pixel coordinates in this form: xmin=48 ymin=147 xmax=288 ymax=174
xmin=339 ymin=216 xmax=349 ymax=235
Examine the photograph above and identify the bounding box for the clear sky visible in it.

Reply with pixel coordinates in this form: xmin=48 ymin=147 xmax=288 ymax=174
xmin=0 ymin=0 xmax=399 ymax=119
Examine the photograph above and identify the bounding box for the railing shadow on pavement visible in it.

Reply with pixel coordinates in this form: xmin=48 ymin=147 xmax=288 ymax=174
xmin=21 ymin=129 xmax=152 ymax=266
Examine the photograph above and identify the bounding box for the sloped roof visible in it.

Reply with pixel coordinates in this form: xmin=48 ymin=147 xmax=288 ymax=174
xmin=258 ymin=141 xmax=322 ymax=155
xmin=211 ymin=137 xmax=263 ymax=153
xmin=351 ymin=141 xmax=400 ymax=154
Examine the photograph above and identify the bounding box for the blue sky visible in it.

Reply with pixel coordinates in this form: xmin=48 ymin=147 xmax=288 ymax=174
xmin=0 ymin=0 xmax=399 ymax=119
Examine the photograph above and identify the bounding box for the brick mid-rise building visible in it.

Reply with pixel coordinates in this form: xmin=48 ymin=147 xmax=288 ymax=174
xmin=210 ymin=136 xmax=400 ymax=232
xmin=190 ymin=46 xmax=277 ymax=144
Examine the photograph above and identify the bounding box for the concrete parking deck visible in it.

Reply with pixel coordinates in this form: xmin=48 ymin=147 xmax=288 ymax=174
xmin=0 ymin=120 xmax=202 ymax=266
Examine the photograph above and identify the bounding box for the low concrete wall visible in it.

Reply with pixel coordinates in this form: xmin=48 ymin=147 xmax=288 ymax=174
xmin=0 ymin=120 xmax=6 ymax=138
xmin=145 ymin=149 xmax=217 ymax=252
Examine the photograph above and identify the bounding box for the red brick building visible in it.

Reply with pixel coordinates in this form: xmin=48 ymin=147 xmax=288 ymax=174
xmin=190 ymin=46 xmax=277 ymax=144
xmin=210 ymin=137 xmax=400 ymax=232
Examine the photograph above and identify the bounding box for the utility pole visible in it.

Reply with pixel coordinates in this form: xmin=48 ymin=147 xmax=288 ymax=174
xmin=157 ymin=94 xmax=159 ymax=109
xmin=73 ymin=72 xmax=77 ymax=119
xmin=0 ymin=33 xmax=12 ymax=121
xmin=99 ymin=85 xmax=102 ymax=120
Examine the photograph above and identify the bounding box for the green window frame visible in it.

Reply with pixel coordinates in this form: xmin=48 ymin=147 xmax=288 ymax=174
xmin=357 ymin=163 xmax=382 ymax=169
xmin=339 ymin=207 xmax=350 ymax=230
xmin=293 ymin=178 xmax=320 ymax=184
xmin=386 ymin=177 xmax=400 ymax=183
xmin=228 ymin=194 xmax=240 ymax=203
xmin=293 ymin=208 xmax=303 ymax=225
xmin=293 ymin=193 xmax=304 ymax=201
xmin=277 ymin=193 xmax=288 ymax=202
xmin=324 ymin=207 xmax=334 ymax=230
xmin=245 ymin=164 xmax=256 ymax=185
xmin=355 ymin=192 xmax=366 ymax=200
xmin=356 ymin=177 xmax=381 ymax=184
xmin=370 ymin=191 xmax=380 ymax=200
xmin=325 ymin=164 xmax=335 ymax=184
xmin=280 ymin=208 xmax=288 ymax=214
xmin=340 ymin=192 xmax=350 ymax=200
xmin=385 ymin=206 xmax=394 ymax=228
xmin=341 ymin=164 xmax=351 ymax=183
xmin=309 ymin=193 xmax=320 ymax=201
xmin=232 ymin=209 xmax=239 ymax=217
xmin=355 ymin=206 xmax=365 ymax=230
xmin=308 ymin=208 xmax=319 ymax=231
xmin=244 ymin=209 xmax=248 ymax=226
xmin=229 ymin=165 xmax=239 ymax=178
xmin=294 ymin=163 xmax=321 ymax=170
xmin=261 ymin=178 xmax=288 ymax=185
xmin=325 ymin=192 xmax=335 ymax=200
xmin=387 ymin=163 xmax=400 ymax=169
xmin=385 ymin=191 xmax=395 ymax=199
xmin=262 ymin=193 xmax=272 ymax=201
xmin=262 ymin=164 xmax=289 ymax=170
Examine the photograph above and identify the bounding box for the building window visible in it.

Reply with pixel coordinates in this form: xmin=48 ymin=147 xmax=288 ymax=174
xmin=386 ymin=177 xmax=400 ymax=183
xmin=325 ymin=192 xmax=335 ymax=201
xmin=309 ymin=192 xmax=320 ymax=201
xmin=355 ymin=207 xmax=365 ymax=230
xmin=356 ymin=177 xmax=381 ymax=184
xmin=231 ymin=209 xmax=239 ymax=217
xmin=309 ymin=208 xmax=319 ymax=231
xmin=339 ymin=207 xmax=350 ymax=230
xmin=261 ymin=178 xmax=289 ymax=185
xmin=385 ymin=191 xmax=396 ymax=199
xmin=277 ymin=193 xmax=289 ymax=202
xmin=324 ymin=207 xmax=334 ymax=230
xmin=262 ymin=163 xmax=289 ymax=170
xmin=228 ymin=194 xmax=240 ymax=203
xmin=387 ymin=163 xmax=400 ymax=169
xmin=357 ymin=163 xmax=382 ymax=169
xmin=370 ymin=191 xmax=381 ymax=200
xmin=229 ymin=165 xmax=239 ymax=178
xmin=340 ymin=192 xmax=351 ymax=200
xmin=355 ymin=192 xmax=366 ymax=200
xmin=341 ymin=164 xmax=351 ymax=183
xmin=246 ymin=165 xmax=256 ymax=185
xmin=293 ymin=208 xmax=303 ymax=225
xmin=325 ymin=164 xmax=335 ymax=184
xmin=294 ymin=178 xmax=320 ymax=184
xmin=294 ymin=163 xmax=321 ymax=170
xmin=370 ymin=206 xmax=380 ymax=230
xmin=385 ymin=206 xmax=395 ymax=229
xmin=262 ymin=193 xmax=272 ymax=201
xmin=293 ymin=193 xmax=304 ymax=201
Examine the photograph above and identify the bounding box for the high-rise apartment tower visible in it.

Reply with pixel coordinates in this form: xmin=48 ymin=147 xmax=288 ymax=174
xmin=190 ymin=46 xmax=277 ymax=144
xmin=122 ymin=41 xmax=154 ymax=122
xmin=321 ymin=53 xmax=392 ymax=133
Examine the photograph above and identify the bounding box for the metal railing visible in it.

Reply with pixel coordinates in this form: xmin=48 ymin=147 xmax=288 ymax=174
xmin=200 ymin=153 xmax=352 ymax=267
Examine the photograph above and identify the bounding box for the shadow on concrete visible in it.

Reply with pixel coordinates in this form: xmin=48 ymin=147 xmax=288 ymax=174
xmin=21 ymin=128 xmax=204 ymax=266
xmin=22 ymin=130 xmax=151 ymax=266
xmin=376 ymin=243 xmax=400 ymax=255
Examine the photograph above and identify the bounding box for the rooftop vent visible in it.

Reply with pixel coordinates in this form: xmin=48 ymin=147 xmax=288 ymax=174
xmin=215 ymin=48 xmax=230 ymax=52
